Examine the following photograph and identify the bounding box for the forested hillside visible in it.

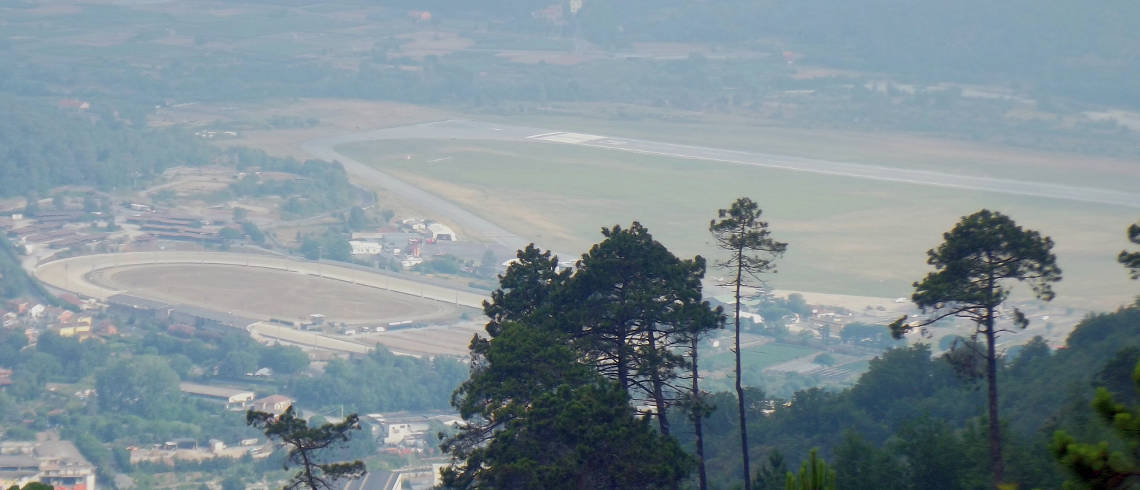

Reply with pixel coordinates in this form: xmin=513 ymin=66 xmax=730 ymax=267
xmin=442 ymin=219 xmax=1140 ymax=489
xmin=676 ymin=307 xmax=1140 ymax=488
xmin=0 ymin=97 xmax=211 ymax=197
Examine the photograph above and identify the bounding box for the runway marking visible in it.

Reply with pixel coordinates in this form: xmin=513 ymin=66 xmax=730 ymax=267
xmin=554 ymin=139 xmax=1140 ymax=208
xmin=530 ymin=132 xmax=605 ymax=144
xmin=525 ymin=131 xmax=563 ymax=139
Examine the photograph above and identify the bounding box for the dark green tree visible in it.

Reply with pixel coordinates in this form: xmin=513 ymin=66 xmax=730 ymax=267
xmin=755 ymin=450 xmax=792 ymax=490
xmin=7 ymin=483 xmax=53 ymax=490
xmin=446 ymin=237 xmax=710 ymax=488
xmin=300 ymin=236 xmax=321 ymax=260
xmin=442 ymin=320 xmax=692 ymax=489
xmin=833 ymin=432 xmax=906 ymax=490
xmin=889 ymin=209 xmax=1061 ymax=485
xmin=95 ymin=356 xmax=179 ymax=418
xmin=567 ymin=222 xmax=715 ymax=437
xmin=1120 ymin=220 xmax=1140 ymax=279
xmin=443 ymin=321 xmax=597 ymax=486
xmin=785 ymin=448 xmax=836 ymax=490
xmin=246 ymin=405 xmax=365 ymax=490
xmin=710 ymin=197 xmax=787 ymax=490
xmin=347 ymin=206 xmax=368 ymax=231
xmin=442 ymin=245 xmax=572 ymax=484
xmin=481 ymin=244 xmax=570 ymax=336
xmin=1052 ymin=357 xmax=1140 ymax=489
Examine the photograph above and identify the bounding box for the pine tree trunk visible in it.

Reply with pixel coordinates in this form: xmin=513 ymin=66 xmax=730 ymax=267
xmin=647 ymin=324 xmax=671 ymax=436
xmin=985 ymin=310 xmax=1003 ymax=485
xmin=735 ymin=252 xmax=752 ymax=490
xmin=692 ymin=334 xmax=708 ymax=490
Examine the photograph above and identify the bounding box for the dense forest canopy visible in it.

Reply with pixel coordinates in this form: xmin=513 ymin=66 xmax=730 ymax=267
xmin=575 ymin=1 xmax=1140 ymax=105
xmin=0 ymin=97 xmax=211 ymax=197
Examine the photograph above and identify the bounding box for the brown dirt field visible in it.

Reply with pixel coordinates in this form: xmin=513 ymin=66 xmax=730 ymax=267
xmin=95 ymin=264 xmax=456 ymax=324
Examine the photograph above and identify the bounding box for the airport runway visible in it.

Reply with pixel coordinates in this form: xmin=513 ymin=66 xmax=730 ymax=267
xmin=305 ymin=119 xmax=1140 ymax=215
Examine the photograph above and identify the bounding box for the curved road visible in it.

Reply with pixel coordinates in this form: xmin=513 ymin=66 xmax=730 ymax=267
xmin=304 ymin=120 xmax=1140 ymax=226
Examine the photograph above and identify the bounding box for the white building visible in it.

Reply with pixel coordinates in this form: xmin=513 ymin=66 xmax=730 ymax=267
xmin=349 ymin=240 xmax=383 ymax=256
xmin=427 ymin=223 xmax=457 ymax=241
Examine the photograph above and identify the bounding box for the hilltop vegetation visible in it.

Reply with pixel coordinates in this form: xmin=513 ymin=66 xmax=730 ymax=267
xmin=2 ymin=2 xmax=1138 ymax=158
xmin=439 ymin=211 xmax=1140 ymax=489
xmin=0 ymin=97 xmax=210 ymax=197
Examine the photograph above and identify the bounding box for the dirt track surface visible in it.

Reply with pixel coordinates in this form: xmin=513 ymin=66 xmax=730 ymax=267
xmin=34 ymin=251 xmax=487 ymax=320
xmin=91 ymin=263 xmax=454 ymax=325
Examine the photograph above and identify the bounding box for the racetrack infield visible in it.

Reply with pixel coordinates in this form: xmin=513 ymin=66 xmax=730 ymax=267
xmin=89 ymin=263 xmax=457 ymax=325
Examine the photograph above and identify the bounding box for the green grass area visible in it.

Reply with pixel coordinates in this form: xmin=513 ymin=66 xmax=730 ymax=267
xmin=475 ymin=111 xmax=1140 ymax=194
xmin=337 ymin=137 xmax=1137 ymax=309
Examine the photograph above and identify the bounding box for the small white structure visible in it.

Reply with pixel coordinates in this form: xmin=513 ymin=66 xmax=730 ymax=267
xmin=28 ymin=304 xmax=45 ymax=320
xmin=427 ymin=223 xmax=457 ymax=241
xmin=349 ymin=240 xmax=383 ymax=256
xmin=739 ymin=311 xmax=764 ymax=324
xmin=383 ymin=422 xmax=429 ymax=445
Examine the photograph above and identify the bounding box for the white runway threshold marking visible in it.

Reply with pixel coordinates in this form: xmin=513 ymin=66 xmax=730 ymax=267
xmin=528 ymin=132 xmax=606 ymax=144
xmin=525 ymin=131 xmax=563 ymax=139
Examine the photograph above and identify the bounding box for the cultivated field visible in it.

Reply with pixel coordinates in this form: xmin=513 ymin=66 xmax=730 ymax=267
xmin=92 ymin=264 xmax=455 ymax=325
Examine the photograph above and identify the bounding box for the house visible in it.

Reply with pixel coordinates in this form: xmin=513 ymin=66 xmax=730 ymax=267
xmin=251 ymin=394 xmax=294 ymax=414
xmin=0 ymin=440 xmax=97 ymax=490
xmin=366 ymin=412 xmax=462 ymax=446
xmin=27 ymin=304 xmax=45 ymax=320
xmin=0 ymin=369 xmax=11 ymax=389
xmin=54 ymin=323 xmax=92 ymax=339
xmin=349 ymin=240 xmax=383 ymax=256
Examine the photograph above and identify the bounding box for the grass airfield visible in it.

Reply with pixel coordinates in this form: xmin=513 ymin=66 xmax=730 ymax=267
xmin=337 ymin=132 xmax=1138 ymax=312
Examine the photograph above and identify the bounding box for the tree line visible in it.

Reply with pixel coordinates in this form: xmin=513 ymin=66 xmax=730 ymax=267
xmin=432 ymin=200 xmax=1140 ymax=489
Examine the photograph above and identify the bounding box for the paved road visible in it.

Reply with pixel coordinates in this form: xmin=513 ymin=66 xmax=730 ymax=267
xmin=305 ymin=119 xmax=1140 ymax=214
